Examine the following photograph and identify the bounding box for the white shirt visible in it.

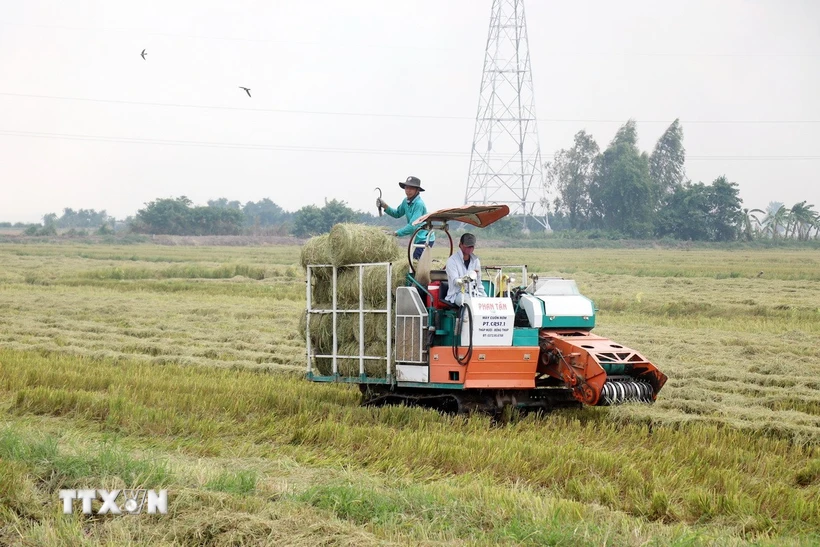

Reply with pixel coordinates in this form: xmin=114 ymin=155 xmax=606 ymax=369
xmin=444 ymin=251 xmax=486 ymax=304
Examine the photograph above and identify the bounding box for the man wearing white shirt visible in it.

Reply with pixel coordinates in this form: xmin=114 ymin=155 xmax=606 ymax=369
xmin=444 ymin=232 xmax=486 ymax=306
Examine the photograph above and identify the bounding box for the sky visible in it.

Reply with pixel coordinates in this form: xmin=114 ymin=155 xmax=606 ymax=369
xmin=1 ymin=0 xmax=818 ymax=224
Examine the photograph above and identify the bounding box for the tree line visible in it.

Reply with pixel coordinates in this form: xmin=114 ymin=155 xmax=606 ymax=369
xmin=11 ymin=197 xmax=390 ymax=238
xmin=12 ymin=120 xmax=818 ymax=241
xmin=546 ymin=119 xmax=819 ymax=241
xmin=127 ymin=196 xmax=391 ymax=237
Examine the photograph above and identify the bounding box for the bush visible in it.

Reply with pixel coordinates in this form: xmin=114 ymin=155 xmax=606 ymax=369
xmin=23 ymin=225 xmax=57 ymax=237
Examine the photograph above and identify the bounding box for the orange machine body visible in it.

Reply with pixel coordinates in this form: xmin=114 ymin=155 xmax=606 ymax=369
xmin=429 ymin=346 xmax=539 ymax=389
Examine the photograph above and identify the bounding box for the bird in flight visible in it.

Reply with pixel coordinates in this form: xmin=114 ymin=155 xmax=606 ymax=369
xmin=140 ymin=49 xmax=147 ymax=60
xmin=239 ymin=86 xmax=251 ymax=97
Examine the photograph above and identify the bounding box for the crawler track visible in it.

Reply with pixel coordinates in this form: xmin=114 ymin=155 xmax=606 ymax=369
xmin=360 ymin=385 xmax=582 ymax=416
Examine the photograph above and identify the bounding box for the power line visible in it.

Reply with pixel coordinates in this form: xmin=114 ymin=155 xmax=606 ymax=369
xmin=0 ymin=129 xmax=470 ymax=157
xmin=543 ymin=52 xmax=820 ymax=58
xmin=1 ymin=128 xmax=819 ymax=161
xmin=2 ymin=92 xmax=819 ymax=125
xmin=0 ymin=92 xmax=466 ymax=120
xmin=688 ymin=156 xmax=820 ymax=161
xmin=3 ymin=20 xmax=819 ymax=57
xmin=0 ymin=20 xmax=458 ymax=51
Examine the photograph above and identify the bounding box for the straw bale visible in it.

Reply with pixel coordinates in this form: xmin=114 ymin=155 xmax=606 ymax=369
xmin=313 ymin=341 xmax=389 ymax=377
xmin=307 ymin=270 xmax=332 ymax=307
xmin=302 ymin=311 xmax=391 ymax=378
xmin=335 ymin=263 xmax=410 ymax=308
xmin=328 ymin=223 xmax=402 ymax=266
xmin=300 ymin=311 xmax=386 ymax=342
xmin=298 ymin=311 xmax=334 ymax=342
xmin=301 ymin=235 xmax=334 ymax=306
xmin=301 ymin=228 xmax=408 ymax=307
xmin=300 ymin=234 xmax=333 ymax=269
xmin=335 ymin=313 xmax=388 ymax=343
xmin=298 ymin=231 xmax=413 ymax=377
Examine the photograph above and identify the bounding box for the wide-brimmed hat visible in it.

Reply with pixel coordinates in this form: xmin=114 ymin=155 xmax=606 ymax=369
xmin=398 ymin=176 xmax=425 ymax=191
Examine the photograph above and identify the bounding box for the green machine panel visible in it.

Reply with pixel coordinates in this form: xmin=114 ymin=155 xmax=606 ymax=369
xmin=513 ymin=327 xmax=539 ymax=346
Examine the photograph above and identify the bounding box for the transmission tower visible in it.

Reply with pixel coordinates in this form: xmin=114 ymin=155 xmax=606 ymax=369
xmin=465 ymin=0 xmax=549 ymax=230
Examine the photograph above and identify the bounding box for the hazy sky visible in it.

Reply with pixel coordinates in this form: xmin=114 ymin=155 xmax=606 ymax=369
xmin=1 ymin=0 xmax=818 ymax=223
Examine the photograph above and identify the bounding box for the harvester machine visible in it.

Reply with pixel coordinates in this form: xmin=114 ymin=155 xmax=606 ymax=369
xmin=305 ymin=205 xmax=667 ymax=414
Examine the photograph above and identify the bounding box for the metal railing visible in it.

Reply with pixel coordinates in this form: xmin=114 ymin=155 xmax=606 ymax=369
xmin=305 ymin=262 xmax=393 ymax=381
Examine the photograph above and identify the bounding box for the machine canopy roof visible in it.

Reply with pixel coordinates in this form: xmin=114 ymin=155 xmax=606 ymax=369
xmin=413 ymin=204 xmax=510 ymax=228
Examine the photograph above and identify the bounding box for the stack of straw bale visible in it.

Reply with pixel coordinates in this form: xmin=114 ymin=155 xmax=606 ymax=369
xmin=298 ymin=311 xmax=390 ymax=376
xmin=299 ymin=224 xmax=411 ymax=376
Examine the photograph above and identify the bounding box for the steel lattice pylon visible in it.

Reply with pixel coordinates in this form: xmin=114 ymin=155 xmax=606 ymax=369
xmin=465 ymin=0 xmax=549 ymax=230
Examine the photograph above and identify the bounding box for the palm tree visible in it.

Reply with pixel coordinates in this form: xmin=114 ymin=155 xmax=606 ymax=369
xmin=787 ymin=202 xmax=804 ymax=239
xmin=761 ymin=202 xmax=787 ymax=239
xmin=740 ymin=208 xmax=765 ymax=241
xmin=787 ymin=201 xmax=817 ymax=240
xmin=810 ymin=209 xmax=820 ymax=240
xmin=801 ymin=203 xmax=817 ymax=241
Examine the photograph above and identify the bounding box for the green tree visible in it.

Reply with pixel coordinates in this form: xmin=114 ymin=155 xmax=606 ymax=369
xmin=291 ymin=205 xmax=324 ymax=237
xmin=611 ymin=119 xmax=638 ymax=147
xmin=54 ymin=207 xmax=109 ymax=228
xmin=589 ymin=120 xmax=655 ymax=237
xmin=189 ymin=206 xmax=244 ymax=235
xmin=656 ymin=182 xmax=711 ymax=240
xmin=291 ymin=199 xmax=359 ymax=237
xmin=132 ymin=197 xmax=193 ymax=234
xmin=242 ymin=198 xmax=289 ymax=227
xmin=649 ymin=119 xmax=686 ymax=202
xmin=545 ymin=130 xmax=599 ymax=230
xmin=207 ymin=198 xmax=242 ymax=210
xmin=322 ymin=199 xmax=358 ymax=228
xmin=655 ymin=177 xmax=742 ymax=241
xmin=707 ymin=176 xmax=742 ymax=241
xmin=131 ymin=196 xmax=244 ymax=235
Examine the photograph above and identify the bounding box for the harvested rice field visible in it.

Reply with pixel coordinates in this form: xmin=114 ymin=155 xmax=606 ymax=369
xmin=0 ymin=242 xmax=818 ymax=546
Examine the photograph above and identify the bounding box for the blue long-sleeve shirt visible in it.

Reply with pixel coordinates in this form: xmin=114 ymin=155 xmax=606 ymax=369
xmin=384 ymin=197 xmax=435 ymax=243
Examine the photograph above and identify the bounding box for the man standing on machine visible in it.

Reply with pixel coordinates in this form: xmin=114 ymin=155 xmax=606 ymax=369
xmin=377 ymin=176 xmax=435 ymax=260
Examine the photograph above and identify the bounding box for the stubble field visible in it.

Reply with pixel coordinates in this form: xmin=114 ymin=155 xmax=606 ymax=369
xmin=0 ymin=242 xmax=818 ymax=546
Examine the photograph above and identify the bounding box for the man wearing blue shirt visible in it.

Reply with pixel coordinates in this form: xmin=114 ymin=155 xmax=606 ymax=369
xmin=378 ymin=176 xmax=435 ymax=259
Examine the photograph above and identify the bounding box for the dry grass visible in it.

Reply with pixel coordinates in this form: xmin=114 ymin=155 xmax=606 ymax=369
xmin=1 ymin=349 xmax=818 ymax=545
xmin=0 ymin=242 xmax=819 ymax=546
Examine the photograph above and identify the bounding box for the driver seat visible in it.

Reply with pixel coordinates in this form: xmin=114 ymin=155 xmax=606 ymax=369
xmin=429 ymin=270 xmax=456 ymax=309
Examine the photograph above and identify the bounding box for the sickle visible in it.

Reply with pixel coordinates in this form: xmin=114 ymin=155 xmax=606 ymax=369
xmin=375 ymin=187 xmax=383 ymax=216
